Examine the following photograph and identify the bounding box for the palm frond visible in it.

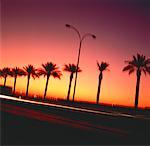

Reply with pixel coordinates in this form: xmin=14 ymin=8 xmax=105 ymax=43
xmin=142 ymin=68 xmax=147 ymax=76
xmin=122 ymin=65 xmax=134 ymax=72
xmin=23 ymin=64 xmax=38 ymax=79
xmin=128 ymin=68 xmax=135 ymax=75
xmin=12 ymin=67 xmax=26 ymax=76
xmin=64 ymin=64 xmax=81 ymax=73
xmin=52 ymin=70 xmax=62 ymax=79
xmin=39 ymin=62 xmax=61 ymax=78
xmin=97 ymin=61 xmax=109 ymax=72
xmin=37 ymin=68 xmax=47 ymax=76
xmin=123 ymin=53 xmax=150 ymax=75
xmin=1 ymin=67 xmax=12 ymax=77
xmin=145 ymin=66 xmax=150 ymax=75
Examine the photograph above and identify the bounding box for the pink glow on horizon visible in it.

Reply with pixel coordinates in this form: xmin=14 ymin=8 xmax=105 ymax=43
xmin=1 ymin=0 xmax=150 ymax=107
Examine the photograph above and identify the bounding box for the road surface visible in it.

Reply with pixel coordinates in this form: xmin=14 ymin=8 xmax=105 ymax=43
xmin=0 ymin=94 xmax=150 ymax=145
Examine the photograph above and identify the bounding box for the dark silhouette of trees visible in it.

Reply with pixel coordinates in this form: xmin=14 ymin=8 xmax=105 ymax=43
xmin=11 ymin=67 xmax=26 ymax=94
xmin=64 ymin=64 xmax=81 ymax=101
xmin=0 ymin=69 xmax=2 ymax=79
xmin=1 ymin=53 xmax=149 ymax=108
xmin=123 ymin=53 xmax=150 ymax=108
xmin=38 ymin=62 xmax=62 ymax=100
xmin=1 ymin=67 xmax=12 ymax=87
xmin=23 ymin=65 xmax=38 ymax=97
xmin=96 ymin=61 xmax=109 ymax=104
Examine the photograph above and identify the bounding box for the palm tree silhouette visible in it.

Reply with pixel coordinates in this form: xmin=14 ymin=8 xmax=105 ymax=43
xmin=11 ymin=67 xmax=26 ymax=94
xmin=1 ymin=67 xmax=12 ymax=87
xmin=38 ymin=62 xmax=62 ymax=100
xmin=23 ymin=65 xmax=38 ymax=97
xmin=96 ymin=61 xmax=109 ymax=104
xmin=123 ymin=53 xmax=150 ymax=108
xmin=64 ymin=64 xmax=81 ymax=101
xmin=0 ymin=69 xmax=2 ymax=80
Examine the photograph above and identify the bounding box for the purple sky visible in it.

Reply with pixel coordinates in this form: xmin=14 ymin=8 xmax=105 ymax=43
xmin=1 ymin=0 xmax=150 ymax=107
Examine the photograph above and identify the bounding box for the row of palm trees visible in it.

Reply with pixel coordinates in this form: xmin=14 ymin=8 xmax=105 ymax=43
xmin=0 ymin=62 xmax=80 ymax=101
xmin=0 ymin=53 xmax=150 ymax=108
xmin=96 ymin=53 xmax=150 ymax=108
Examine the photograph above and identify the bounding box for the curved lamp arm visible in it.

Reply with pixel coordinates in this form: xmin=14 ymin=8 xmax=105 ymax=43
xmin=65 ymin=24 xmax=81 ymax=41
xmin=81 ymin=33 xmax=96 ymax=42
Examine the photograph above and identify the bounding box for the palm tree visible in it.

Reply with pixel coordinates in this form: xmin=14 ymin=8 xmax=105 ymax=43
xmin=0 ymin=69 xmax=4 ymax=84
xmin=64 ymin=64 xmax=81 ymax=101
xmin=11 ymin=67 xmax=26 ymax=94
xmin=1 ymin=67 xmax=12 ymax=87
xmin=123 ymin=53 xmax=150 ymax=108
xmin=23 ymin=65 xmax=38 ymax=97
xmin=0 ymin=69 xmax=2 ymax=79
xmin=96 ymin=61 xmax=109 ymax=104
xmin=38 ymin=62 xmax=62 ymax=100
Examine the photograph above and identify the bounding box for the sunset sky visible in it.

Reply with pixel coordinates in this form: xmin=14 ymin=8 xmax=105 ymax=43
xmin=1 ymin=0 xmax=150 ymax=107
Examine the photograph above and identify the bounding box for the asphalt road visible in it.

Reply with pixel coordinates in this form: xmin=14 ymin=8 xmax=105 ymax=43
xmin=1 ymin=95 xmax=150 ymax=145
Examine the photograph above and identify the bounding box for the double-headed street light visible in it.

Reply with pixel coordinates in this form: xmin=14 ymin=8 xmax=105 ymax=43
xmin=65 ymin=24 xmax=96 ymax=102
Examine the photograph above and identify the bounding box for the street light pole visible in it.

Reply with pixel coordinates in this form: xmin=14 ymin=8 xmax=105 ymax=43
xmin=65 ymin=24 xmax=96 ymax=102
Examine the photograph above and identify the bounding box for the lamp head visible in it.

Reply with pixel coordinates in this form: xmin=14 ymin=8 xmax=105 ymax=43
xmin=92 ymin=35 xmax=96 ymax=39
xmin=65 ymin=24 xmax=71 ymax=28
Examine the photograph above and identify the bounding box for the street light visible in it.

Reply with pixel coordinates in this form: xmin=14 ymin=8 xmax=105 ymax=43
xmin=65 ymin=24 xmax=96 ymax=102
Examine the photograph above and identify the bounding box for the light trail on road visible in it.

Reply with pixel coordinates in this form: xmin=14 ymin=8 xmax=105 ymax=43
xmin=0 ymin=94 xmax=149 ymax=120
xmin=1 ymin=102 xmax=130 ymax=136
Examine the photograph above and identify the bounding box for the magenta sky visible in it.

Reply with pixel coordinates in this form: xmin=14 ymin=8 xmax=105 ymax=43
xmin=2 ymin=0 xmax=150 ymax=60
xmin=1 ymin=0 xmax=150 ymax=107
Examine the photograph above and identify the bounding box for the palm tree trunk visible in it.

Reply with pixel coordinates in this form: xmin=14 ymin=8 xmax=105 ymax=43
xmin=26 ymin=75 xmax=30 ymax=97
xmin=67 ymin=73 xmax=73 ymax=101
xmin=96 ymin=72 xmax=102 ymax=104
xmin=135 ymin=70 xmax=141 ymax=108
xmin=13 ymin=76 xmax=17 ymax=94
xmin=44 ymin=75 xmax=50 ymax=100
xmin=4 ymin=76 xmax=7 ymax=87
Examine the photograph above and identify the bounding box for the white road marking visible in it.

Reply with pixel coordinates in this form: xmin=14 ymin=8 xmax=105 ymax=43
xmin=0 ymin=94 xmax=149 ymax=120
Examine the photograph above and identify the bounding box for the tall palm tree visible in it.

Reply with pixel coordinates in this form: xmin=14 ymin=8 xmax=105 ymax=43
xmin=11 ymin=67 xmax=26 ymax=94
xmin=0 ymin=69 xmax=4 ymax=85
xmin=123 ymin=53 xmax=150 ymax=108
xmin=0 ymin=69 xmax=2 ymax=79
xmin=63 ymin=64 xmax=81 ymax=101
xmin=96 ymin=61 xmax=109 ymax=104
xmin=1 ymin=67 xmax=12 ymax=87
xmin=23 ymin=65 xmax=38 ymax=97
xmin=38 ymin=62 xmax=62 ymax=100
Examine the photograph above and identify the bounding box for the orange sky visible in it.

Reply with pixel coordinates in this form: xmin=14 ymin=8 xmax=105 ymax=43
xmin=1 ymin=0 xmax=150 ymax=107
